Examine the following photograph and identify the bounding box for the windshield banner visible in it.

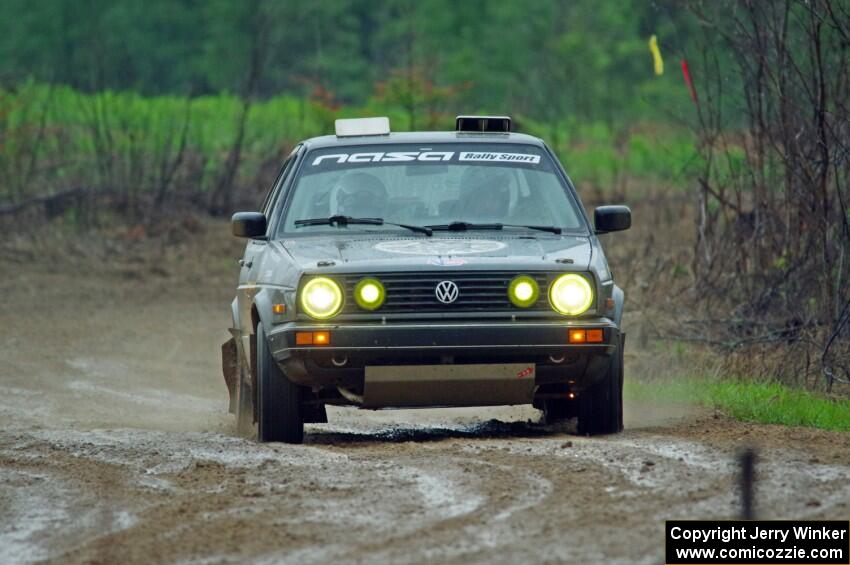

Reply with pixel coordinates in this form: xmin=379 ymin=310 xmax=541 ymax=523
xmin=308 ymin=147 xmax=544 ymax=170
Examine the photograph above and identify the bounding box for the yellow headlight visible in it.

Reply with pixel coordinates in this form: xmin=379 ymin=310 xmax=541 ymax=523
xmin=508 ymin=275 xmax=540 ymax=308
xmin=300 ymin=277 xmax=343 ymax=319
xmin=354 ymin=278 xmax=386 ymax=310
xmin=549 ymin=274 xmax=593 ymax=315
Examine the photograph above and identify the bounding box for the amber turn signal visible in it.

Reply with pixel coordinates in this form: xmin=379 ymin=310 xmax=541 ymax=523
xmin=296 ymin=332 xmax=313 ymax=345
xmin=568 ymin=329 xmax=586 ymax=343
xmin=272 ymin=303 xmax=286 ymax=314
xmin=295 ymin=331 xmax=330 ymax=346
xmin=568 ymin=328 xmax=604 ymax=344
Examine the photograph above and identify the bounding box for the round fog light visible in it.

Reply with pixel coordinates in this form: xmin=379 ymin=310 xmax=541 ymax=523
xmin=354 ymin=278 xmax=386 ymax=310
xmin=508 ymin=275 xmax=540 ymax=308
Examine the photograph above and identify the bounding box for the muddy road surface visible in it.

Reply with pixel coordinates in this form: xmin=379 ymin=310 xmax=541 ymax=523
xmin=1 ymin=226 xmax=849 ymax=564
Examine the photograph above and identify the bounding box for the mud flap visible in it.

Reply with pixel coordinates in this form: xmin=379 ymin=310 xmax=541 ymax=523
xmin=363 ymin=363 xmax=536 ymax=408
xmin=222 ymin=337 xmax=238 ymax=414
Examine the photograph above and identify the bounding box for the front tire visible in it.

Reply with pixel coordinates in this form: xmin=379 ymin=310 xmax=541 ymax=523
xmin=542 ymin=398 xmax=575 ymax=424
xmin=256 ymin=323 xmax=304 ymax=443
xmin=577 ymin=334 xmax=624 ymax=435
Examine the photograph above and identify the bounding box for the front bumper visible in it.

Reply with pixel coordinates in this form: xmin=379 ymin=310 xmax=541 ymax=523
xmin=267 ymin=318 xmax=619 ymax=391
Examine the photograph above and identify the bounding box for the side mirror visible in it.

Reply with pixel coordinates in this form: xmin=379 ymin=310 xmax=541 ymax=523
xmin=231 ymin=212 xmax=267 ymax=238
xmin=594 ymin=205 xmax=631 ymax=234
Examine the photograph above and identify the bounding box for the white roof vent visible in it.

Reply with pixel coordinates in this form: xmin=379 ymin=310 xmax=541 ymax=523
xmin=335 ymin=117 xmax=391 ymax=137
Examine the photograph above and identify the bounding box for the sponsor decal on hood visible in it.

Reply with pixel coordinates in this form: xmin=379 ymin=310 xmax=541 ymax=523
xmin=373 ymin=239 xmax=507 ymax=255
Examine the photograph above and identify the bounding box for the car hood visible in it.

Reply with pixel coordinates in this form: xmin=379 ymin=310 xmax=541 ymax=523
xmin=276 ymin=234 xmax=592 ymax=273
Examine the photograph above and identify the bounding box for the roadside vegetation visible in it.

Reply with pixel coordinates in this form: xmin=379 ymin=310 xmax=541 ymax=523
xmin=0 ymin=82 xmax=698 ymax=219
xmin=627 ymin=379 xmax=850 ymax=433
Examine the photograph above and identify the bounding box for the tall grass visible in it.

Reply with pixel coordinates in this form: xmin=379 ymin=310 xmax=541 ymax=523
xmin=522 ymin=117 xmax=699 ymax=191
xmin=1 ymin=81 xmax=698 ymax=222
xmin=0 ymin=82 xmax=331 ymax=217
xmin=626 ymin=378 xmax=850 ymax=432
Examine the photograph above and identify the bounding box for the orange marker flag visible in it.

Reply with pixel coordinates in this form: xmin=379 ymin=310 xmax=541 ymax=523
xmin=649 ymin=35 xmax=664 ymax=76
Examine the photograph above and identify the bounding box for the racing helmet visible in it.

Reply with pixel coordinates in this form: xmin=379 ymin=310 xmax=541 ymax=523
xmin=458 ymin=167 xmax=514 ymax=220
xmin=331 ymin=172 xmax=389 ymax=218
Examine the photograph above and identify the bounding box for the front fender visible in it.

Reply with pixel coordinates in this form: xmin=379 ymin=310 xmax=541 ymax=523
xmin=232 ymin=284 xmax=295 ymax=370
xmin=612 ymin=284 xmax=625 ymax=328
xmin=252 ymin=285 xmax=295 ymax=331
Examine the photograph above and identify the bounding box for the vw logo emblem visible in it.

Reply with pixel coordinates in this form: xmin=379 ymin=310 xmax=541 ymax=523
xmin=435 ymin=281 xmax=459 ymax=304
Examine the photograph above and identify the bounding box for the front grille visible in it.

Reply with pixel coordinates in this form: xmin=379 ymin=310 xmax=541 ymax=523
xmin=341 ymin=271 xmax=552 ymax=314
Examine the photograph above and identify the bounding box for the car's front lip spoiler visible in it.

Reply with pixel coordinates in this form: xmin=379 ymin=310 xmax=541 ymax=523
xmin=266 ymin=319 xmax=619 ymax=360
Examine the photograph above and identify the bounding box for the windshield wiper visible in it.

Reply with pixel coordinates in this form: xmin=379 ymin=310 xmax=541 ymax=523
xmin=426 ymin=221 xmax=561 ymax=234
xmin=502 ymin=223 xmax=562 ymax=234
xmin=425 ymin=221 xmax=503 ymax=231
xmin=294 ymin=215 xmax=432 ymax=236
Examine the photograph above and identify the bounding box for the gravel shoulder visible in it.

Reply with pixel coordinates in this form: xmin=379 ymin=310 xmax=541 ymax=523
xmin=1 ymin=226 xmax=848 ymax=564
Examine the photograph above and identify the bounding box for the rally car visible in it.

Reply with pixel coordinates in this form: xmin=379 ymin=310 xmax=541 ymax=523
xmin=222 ymin=115 xmax=631 ymax=443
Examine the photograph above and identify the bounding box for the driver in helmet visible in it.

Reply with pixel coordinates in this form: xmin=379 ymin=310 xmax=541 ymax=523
xmin=332 ymin=172 xmax=388 ymax=218
xmin=457 ymin=168 xmax=512 ymax=221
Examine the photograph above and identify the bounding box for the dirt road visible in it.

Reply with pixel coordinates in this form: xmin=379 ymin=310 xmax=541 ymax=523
xmin=1 ymin=224 xmax=848 ymax=564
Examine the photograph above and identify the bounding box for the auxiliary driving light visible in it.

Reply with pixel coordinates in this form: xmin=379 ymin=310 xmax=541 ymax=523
xmin=354 ymin=278 xmax=386 ymax=311
xmin=300 ymin=277 xmax=343 ymax=319
xmin=549 ymin=274 xmax=593 ymax=316
xmin=508 ymin=275 xmax=539 ymax=308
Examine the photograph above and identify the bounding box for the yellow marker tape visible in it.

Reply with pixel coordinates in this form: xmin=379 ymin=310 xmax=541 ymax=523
xmin=649 ymin=35 xmax=664 ymax=76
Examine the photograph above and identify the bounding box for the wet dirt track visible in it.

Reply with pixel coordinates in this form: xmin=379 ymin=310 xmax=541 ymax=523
xmin=1 ymin=235 xmax=849 ymax=564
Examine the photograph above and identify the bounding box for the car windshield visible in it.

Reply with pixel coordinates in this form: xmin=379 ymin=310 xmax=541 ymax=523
xmin=278 ymin=143 xmax=587 ymax=236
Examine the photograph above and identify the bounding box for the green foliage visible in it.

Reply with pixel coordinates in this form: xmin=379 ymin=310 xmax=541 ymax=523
xmin=0 ymin=82 xmax=696 ymax=209
xmin=0 ymin=83 xmax=330 ymax=208
xmin=0 ymin=0 xmax=703 ymax=126
xmin=522 ymin=117 xmax=698 ymax=188
xmin=626 ymin=378 xmax=850 ymax=432
xmin=0 ymin=0 xmax=718 ymax=211
xmin=706 ymin=381 xmax=850 ymax=432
